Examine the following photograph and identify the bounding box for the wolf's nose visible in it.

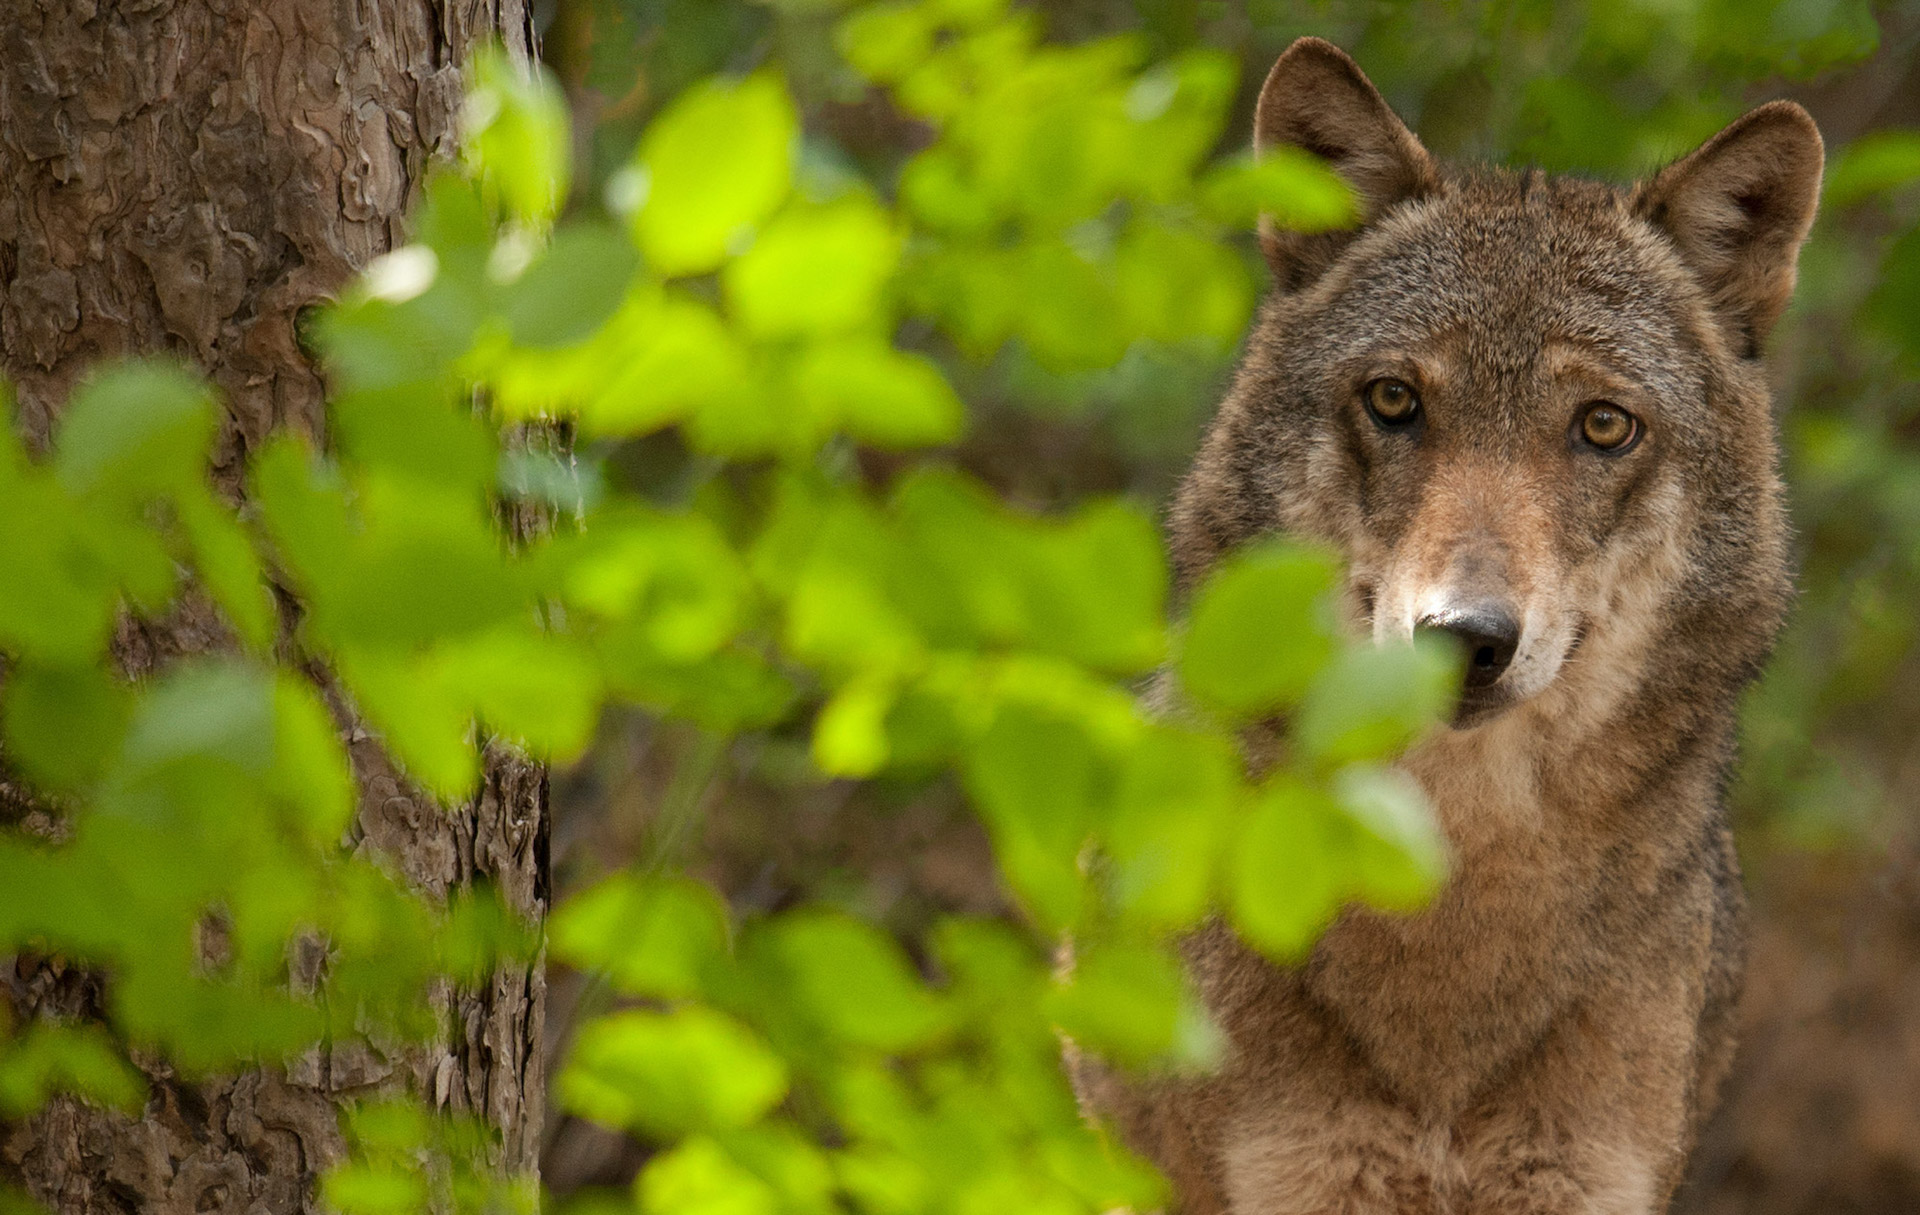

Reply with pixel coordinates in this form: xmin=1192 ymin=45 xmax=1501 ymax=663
xmin=1417 ymin=607 xmax=1520 ymax=689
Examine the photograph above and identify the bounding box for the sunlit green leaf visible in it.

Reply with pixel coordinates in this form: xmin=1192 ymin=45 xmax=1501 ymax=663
xmin=560 ymin=1008 xmax=788 ymax=1136
xmin=1180 ymin=541 xmax=1341 ymax=716
xmin=634 ymin=73 xmax=798 ymax=276
xmin=551 ymin=874 xmax=730 ymax=999
xmin=724 ymin=196 xmax=901 ymax=338
xmin=638 ymin=1137 xmax=779 ymax=1215
xmin=1200 ymin=149 xmax=1360 ymax=232
xmin=1046 ymin=942 xmax=1186 ymax=1067
xmin=791 ymin=339 xmax=964 ymax=449
xmin=1825 ymin=129 xmax=1920 ymax=206
xmin=1333 ymin=763 xmax=1447 ymax=911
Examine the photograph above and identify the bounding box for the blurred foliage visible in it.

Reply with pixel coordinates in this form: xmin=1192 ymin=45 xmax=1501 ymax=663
xmin=1 ymin=0 xmax=1917 ymax=1212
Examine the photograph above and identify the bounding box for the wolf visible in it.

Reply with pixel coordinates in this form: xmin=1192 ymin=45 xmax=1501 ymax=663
xmin=1070 ymin=37 xmax=1823 ymax=1215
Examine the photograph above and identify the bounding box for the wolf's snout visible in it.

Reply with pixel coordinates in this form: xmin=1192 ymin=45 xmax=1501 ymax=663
xmin=1417 ymin=606 xmax=1520 ymax=688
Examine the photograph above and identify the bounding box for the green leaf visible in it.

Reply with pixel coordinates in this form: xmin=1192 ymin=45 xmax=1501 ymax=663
xmin=724 ymin=196 xmax=901 ymax=338
xmin=1113 ymin=220 xmax=1254 ymax=347
xmin=1105 ymin=726 xmax=1237 ymax=927
xmin=1825 ymin=129 xmax=1920 ymax=207
xmin=332 ymin=384 xmax=498 ymax=493
xmin=249 ymin=436 xmax=355 ymax=595
xmin=54 ymin=361 xmax=215 ymax=499
xmin=437 ymin=629 xmax=604 ymax=761
xmin=0 ymin=662 xmax=132 ymax=795
xmin=1231 ymin=777 xmax=1346 ymax=960
xmin=1199 ymin=149 xmax=1360 ymax=232
xmin=118 ymin=658 xmax=274 ymax=775
xmin=634 ymin=73 xmax=798 ymax=277
xmin=1293 ymin=636 xmax=1459 ymax=766
xmin=571 ymin=292 xmax=750 ymax=439
xmin=464 ymin=47 xmax=571 ymax=227
xmin=638 ymin=1137 xmax=780 ymax=1215
xmin=964 ymin=705 xmax=1103 ymax=928
xmin=1179 ymin=541 xmax=1341 ymax=716
xmin=173 ymin=484 xmax=275 ymax=650
xmin=269 ymin=675 xmax=355 ymax=841
xmin=791 ymin=339 xmax=964 ymax=449
xmin=559 ymin=1008 xmax=788 ymax=1136
xmin=322 ymin=1163 xmax=430 ymax=1215
xmin=1868 ymin=224 xmax=1920 ymax=367
xmin=1333 ymin=764 xmax=1447 ymax=911
xmin=0 ymin=1022 xmax=146 ymax=1119
xmin=550 ymin=874 xmax=730 ymax=999
xmin=336 ymin=648 xmax=479 ymax=799
xmin=754 ymin=910 xmax=947 ymax=1052
xmin=500 ymin=224 xmax=640 ymax=348
xmin=813 ymin=678 xmax=896 ymax=777
xmin=1046 ymin=942 xmax=1188 ymax=1067
xmin=837 ymin=3 xmax=938 ymax=84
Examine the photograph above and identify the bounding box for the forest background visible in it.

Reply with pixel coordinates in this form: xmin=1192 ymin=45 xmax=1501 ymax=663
xmin=0 ymin=1 xmax=1917 ymax=1213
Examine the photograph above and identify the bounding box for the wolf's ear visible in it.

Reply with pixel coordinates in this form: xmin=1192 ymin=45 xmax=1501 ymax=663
xmin=1253 ymin=38 xmax=1439 ymax=289
xmin=1633 ymin=101 xmax=1824 ymax=357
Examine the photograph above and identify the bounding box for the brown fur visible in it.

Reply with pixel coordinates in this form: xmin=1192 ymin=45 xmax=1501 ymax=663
xmin=1072 ymin=39 xmax=1822 ymax=1215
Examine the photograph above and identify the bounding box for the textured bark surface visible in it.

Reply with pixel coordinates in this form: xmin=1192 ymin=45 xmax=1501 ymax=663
xmin=0 ymin=2 xmax=545 ymax=1212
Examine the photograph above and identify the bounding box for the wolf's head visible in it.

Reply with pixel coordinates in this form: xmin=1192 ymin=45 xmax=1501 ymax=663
xmin=1172 ymin=39 xmax=1819 ymax=733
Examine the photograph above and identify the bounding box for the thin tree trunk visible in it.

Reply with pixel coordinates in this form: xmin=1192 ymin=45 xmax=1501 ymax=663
xmin=0 ymin=3 xmax=546 ymax=1211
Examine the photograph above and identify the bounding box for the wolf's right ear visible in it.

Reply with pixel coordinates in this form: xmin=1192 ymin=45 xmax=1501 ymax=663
xmin=1254 ymin=38 xmax=1439 ymax=290
xmin=1632 ymin=102 xmax=1824 ymax=357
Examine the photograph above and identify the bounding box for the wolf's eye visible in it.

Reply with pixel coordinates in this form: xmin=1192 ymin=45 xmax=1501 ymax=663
xmin=1364 ymin=378 xmax=1421 ymax=427
xmin=1578 ymin=402 xmax=1641 ymax=453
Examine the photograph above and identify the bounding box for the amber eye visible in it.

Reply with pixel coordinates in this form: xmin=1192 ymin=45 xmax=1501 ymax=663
xmin=1363 ymin=378 xmax=1421 ymax=427
xmin=1578 ymin=402 xmax=1641 ymax=452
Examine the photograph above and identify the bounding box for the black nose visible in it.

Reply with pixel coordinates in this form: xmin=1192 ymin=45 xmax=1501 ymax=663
xmin=1417 ymin=606 xmax=1520 ymax=689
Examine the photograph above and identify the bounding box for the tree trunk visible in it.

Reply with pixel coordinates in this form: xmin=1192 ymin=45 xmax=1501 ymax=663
xmin=0 ymin=3 xmax=546 ymax=1212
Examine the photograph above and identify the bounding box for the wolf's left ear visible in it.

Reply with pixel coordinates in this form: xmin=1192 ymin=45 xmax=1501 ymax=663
xmin=1633 ymin=101 xmax=1824 ymax=356
xmin=1254 ymin=38 xmax=1440 ymax=289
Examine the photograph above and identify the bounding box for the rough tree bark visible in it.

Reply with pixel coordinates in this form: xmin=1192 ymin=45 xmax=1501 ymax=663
xmin=0 ymin=3 xmax=547 ymax=1212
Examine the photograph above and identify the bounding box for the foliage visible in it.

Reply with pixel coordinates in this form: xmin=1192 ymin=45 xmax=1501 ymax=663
xmin=3 ymin=0 xmax=1919 ymax=1212
xmin=0 ymin=5 xmax=1441 ymax=1213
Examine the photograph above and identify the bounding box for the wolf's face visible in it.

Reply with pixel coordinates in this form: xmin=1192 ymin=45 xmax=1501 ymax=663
xmin=1282 ymin=186 xmax=1725 ymax=725
xmin=1172 ymin=41 xmax=1817 ymax=731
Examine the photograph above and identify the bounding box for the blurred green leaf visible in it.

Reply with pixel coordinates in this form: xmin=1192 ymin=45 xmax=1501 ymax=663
xmin=1333 ymin=763 xmax=1447 ymax=911
xmin=1046 ymin=942 xmax=1187 ymax=1067
xmin=1825 ymin=130 xmax=1920 ymax=207
xmin=1 ymin=662 xmax=132 ymax=795
xmin=752 ymin=910 xmax=947 ymax=1052
xmin=0 ymin=1022 xmax=145 ymax=1118
xmin=172 ymin=484 xmax=275 ymax=650
xmin=1232 ymin=777 xmax=1346 ymax=960
xmin=501 ymin=224 xmax=641 ymax=348
xmin=1179 ymin=542 xmax=1341 ymax=717
xmin=792 ymin=339 xmax=965 ymax=450
xmin=464 ymin=47 xmax=571 ymax=227
xmin=54 ymin=362 xmax=214 ymax=499
xmin=725 ymin=196 xmax=901 ymax=338
xmin=1200 ymin=150 xmax=1359 ymax=232
xmin=1293 ymin=635 xmax=1459 ymax=766
xmin=634 ymin=73 xmax=798 ymax=276
xmin=560 ymin=1008 xmax=788 ymax=1136
xmin=638 ymin=1136 xmax=780 ymax=1215
xmin=550 ymin=874 xmax=730 ymax=999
